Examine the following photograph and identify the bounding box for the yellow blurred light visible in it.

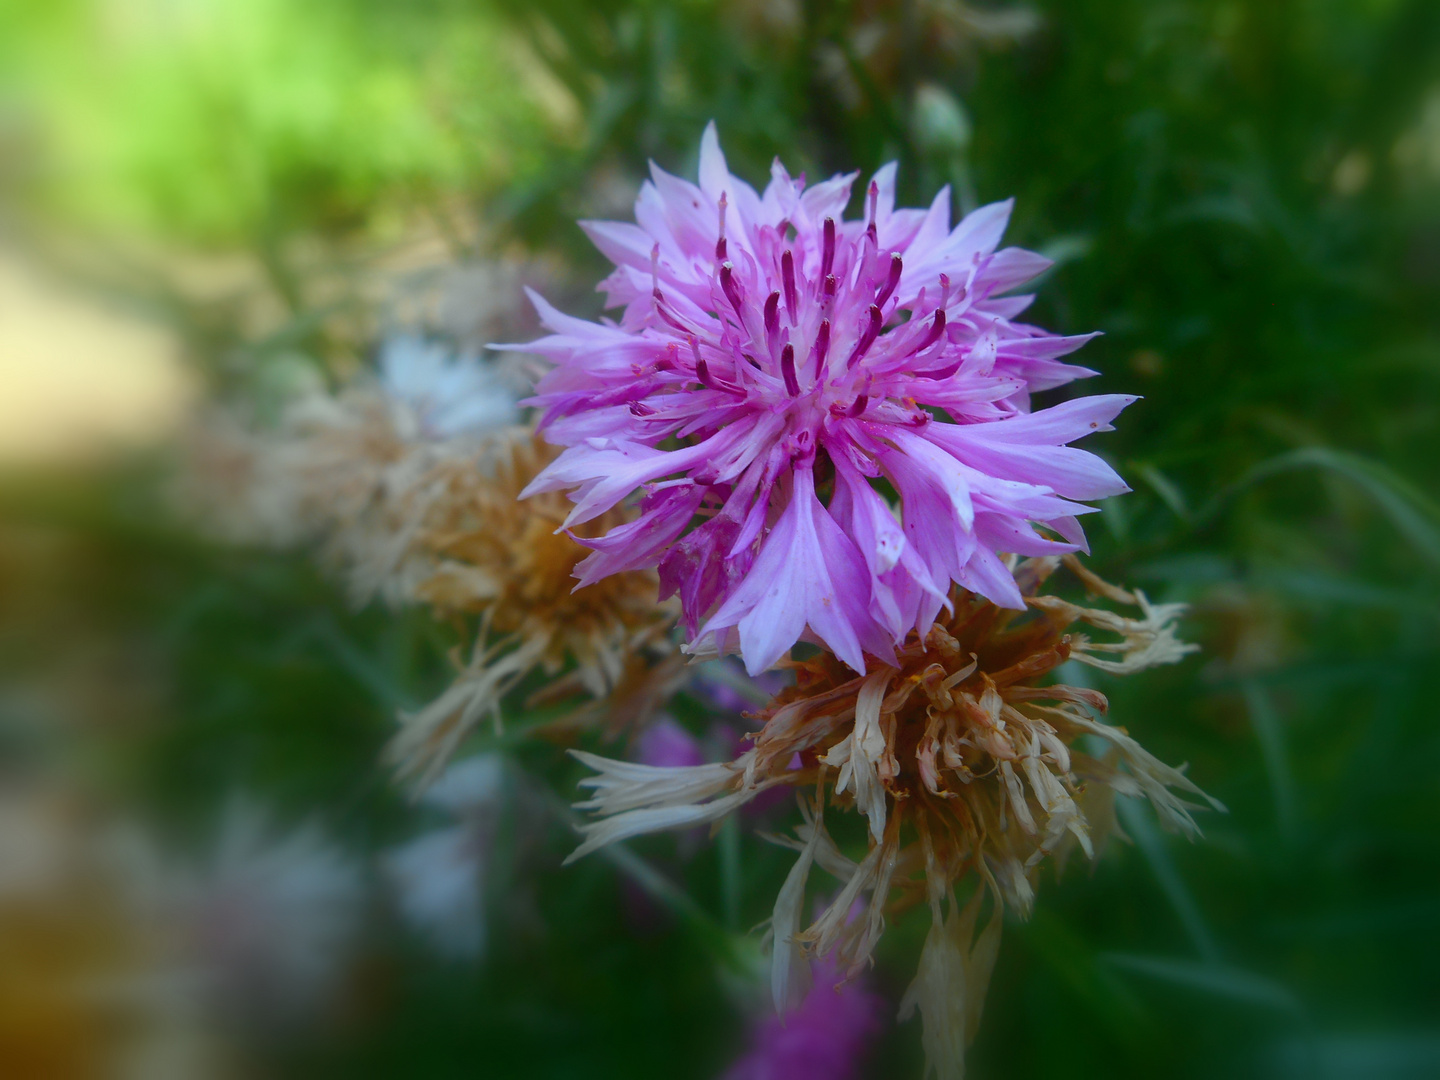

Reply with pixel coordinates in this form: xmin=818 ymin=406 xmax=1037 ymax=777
xmin=0 ymin=253 xmax=191 ymax=465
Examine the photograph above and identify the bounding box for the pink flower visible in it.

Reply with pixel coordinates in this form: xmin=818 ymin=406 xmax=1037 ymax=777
xmin=512 ymin=124 xmax=1132 ymax=675
xmin=719 ymin=955 xmax=886 ymax=1080
xmin=636 ymin=715 xmax=707 ymax=770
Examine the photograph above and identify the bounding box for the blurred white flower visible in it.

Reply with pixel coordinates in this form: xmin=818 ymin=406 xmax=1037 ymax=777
xmin=378 ymin=335 xmax=518 ymax=440
xmin=384 ymin=755 xmax=507 ymax=960
xmin=145 ymin=799 xmax=366 ymax=1034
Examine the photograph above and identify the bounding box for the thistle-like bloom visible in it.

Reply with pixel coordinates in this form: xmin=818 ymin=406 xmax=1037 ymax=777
xmin=516 ymin=124 xmax=1133 ymax=675
xmin=564 ymin=557 xmax=1221 ymax=1077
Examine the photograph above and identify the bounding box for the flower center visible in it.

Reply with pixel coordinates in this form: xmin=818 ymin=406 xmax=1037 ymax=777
xmin=647 ymin=183 xmax=966 ymax=447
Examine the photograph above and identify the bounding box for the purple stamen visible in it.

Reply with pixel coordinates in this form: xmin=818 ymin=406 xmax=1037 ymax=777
xmin=846 ymin=304 xmax=884 ymax=369
xmin=630 ymin=401 xmax=655 ymax=416
xmin=780 ymin=343 xmax=800 ymax=397
xmin=857 ymin=220 xmax=879 ymax=289
xmin=914 ymin=308 xmax=947 ymax=354
xmin=688 ymin=335 xmax=714 ymax=389
xmin=781 ymin=250 xmax=798 ymax=323
xmin=653 ymin=295 xmax=692 ymax=335
xmin=921 ymin=357 xmax=962 ymax=381
xmin=812 ymin=319 xmax=830 ymax=376
xmin=867 ymin=180 xmax=878 ymax=226
xmin=847 ymin=394 xmax=869 ymax=417
xmin=715 ymin=192 xmax=728 ymax=261
xmin=720 ymin=261 xmax=744 ymax=316
xmin=821 ymin=217 xmax=836 ymax=281
xmin=876 ymin=253 xmax=902 ymax=308
xmin=763 ymin=291 xmax=780 ymax=344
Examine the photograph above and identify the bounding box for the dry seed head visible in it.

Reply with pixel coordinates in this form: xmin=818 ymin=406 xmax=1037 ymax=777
xmin=185 ymin=385 xmax=676 ymax=787
xmin=383 ymin=435 xmax=677 ymax=786
xmin=565 ymin=556 xmax=1220 ymax=1077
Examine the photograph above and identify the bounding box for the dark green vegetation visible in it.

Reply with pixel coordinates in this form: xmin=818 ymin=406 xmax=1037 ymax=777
xmin=2 ymin=1 xmax=1438 ymax=1077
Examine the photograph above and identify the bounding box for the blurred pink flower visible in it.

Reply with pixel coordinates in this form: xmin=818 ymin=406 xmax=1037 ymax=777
xmin=636 ymin=715 xmax=708 ymax=770
xmin=514 ymin=124 xmax=1131 ymax=674
xmin=720 ymin=955 xmax=886 ymax=1080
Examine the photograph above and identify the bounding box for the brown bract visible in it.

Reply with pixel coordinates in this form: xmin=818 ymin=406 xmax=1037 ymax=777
xmin=412 ymin=437 xmax=667 ymax=675
xmin=567 ymin=555 xmax=1220 ymax=1079
xmin=388 ymin=436 xmax=676 ymax=784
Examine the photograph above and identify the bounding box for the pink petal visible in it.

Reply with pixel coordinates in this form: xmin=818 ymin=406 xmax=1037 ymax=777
xmin=701 ymin=467 xmax=883 ymax=674
xmin=573 ymin=485 xmax=705 ymax=586
xmin=980 ymin=246 xmax=1055 ymax=293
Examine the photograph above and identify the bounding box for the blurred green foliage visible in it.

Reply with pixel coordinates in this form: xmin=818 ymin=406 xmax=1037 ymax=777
xmin=2 ymin=0 xmax=1439 ymax=1078
xmin=0 ymin=0 xmax=565 ymax=246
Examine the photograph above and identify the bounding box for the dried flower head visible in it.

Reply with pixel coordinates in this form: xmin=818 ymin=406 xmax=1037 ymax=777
xmin=164 ymin=799 xmax=365 ymax=1033
xmin=563 ymin=556 xmax=1220 ymax=1077
xmin=184 ymin=339 xmax=676 ymax=784
xmin=385 ymin=434 xmax=677 ymax=784
xmin=182 ymin=336 xmax=522 ymax=604
xmin=513 ymin=124 xmax=1132 ymax=676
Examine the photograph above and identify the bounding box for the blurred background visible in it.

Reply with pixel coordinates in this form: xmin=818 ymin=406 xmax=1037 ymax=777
xmin=1 ymin=0 xmax=1438 ymax=1077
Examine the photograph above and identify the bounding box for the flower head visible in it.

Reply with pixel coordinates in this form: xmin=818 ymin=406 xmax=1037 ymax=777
xmin=562 ymin=557 xmax=1220 ymax=1077
xmin=721 ymin=953 xmax=886 ymax=1080
xmin=182 ymin=333 xmax=521 ymax=603
xmin=384 ymin=755 xmax=508 ymax=960
xmin=379 ymin=334 xmax=519 ymax=440
xmin=384 ymin=433 xmax=679 ymax=784
xmin=515 ymin=124 xmax=1133 ymax=675
xmin=174 ymin=799 xmax=365 ymax=1030
xmin=185 ymin=342 xmax=676 ymax=785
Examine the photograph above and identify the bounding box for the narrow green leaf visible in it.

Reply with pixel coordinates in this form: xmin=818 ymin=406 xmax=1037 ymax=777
xmin=1104 ymin=953 xmax=1303 ymax=1016
xmin=1243 ymin=679 xmax=1299 ymax=842
xmin=1116 ymin=797 xmax=1220 ymax=964
xmin=1209 ymin=448 xmax=1440 ymax=569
